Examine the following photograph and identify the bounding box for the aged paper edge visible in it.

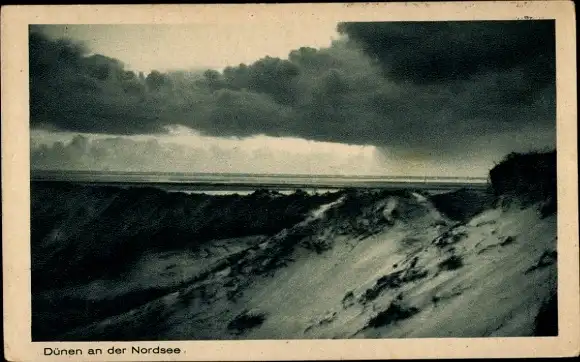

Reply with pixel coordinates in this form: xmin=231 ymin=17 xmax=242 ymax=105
xmin=2 ymin=2 xmax=578 ymax=361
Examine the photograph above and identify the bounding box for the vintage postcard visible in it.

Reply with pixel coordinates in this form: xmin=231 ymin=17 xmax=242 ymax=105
xmin=2 ymin=2 xmax=579 ymax=361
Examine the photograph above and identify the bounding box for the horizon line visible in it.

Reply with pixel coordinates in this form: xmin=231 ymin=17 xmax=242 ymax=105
xmin=30 ymin=169 xmax=489 ymax=180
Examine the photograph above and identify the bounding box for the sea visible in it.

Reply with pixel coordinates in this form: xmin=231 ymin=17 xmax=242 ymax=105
xmin=31 ymin=170 xmax=489 ymax=195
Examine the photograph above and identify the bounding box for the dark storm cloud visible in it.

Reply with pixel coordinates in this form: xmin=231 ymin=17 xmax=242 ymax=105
xmin=335 ymin=20 xmax=556 ymax=155
xmin=337 ymin=21 xmax=555 ymax=86
xmin=29 ymin=22 xmax=556 ymax=156
xmin=30 ymin=30 xmax=165 ymax=134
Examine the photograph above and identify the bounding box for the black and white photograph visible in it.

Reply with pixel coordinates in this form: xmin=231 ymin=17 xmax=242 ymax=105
xmin=2 ymin=2 xmax=579 ymax=361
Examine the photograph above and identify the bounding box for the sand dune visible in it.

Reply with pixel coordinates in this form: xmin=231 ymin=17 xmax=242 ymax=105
xmin=31 ymin=182 xmax=556 ymax=340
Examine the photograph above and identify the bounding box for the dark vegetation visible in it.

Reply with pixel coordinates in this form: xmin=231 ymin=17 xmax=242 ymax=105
xmin=365 ymin=302 xmax=419 ymax=328
xmin=489 ymin=150 xmax=557 ymax=207
xmin=430 ymin=188 xmax=493 ymax=222
xmin=499 ymin=235 xmax=515 ymax=246
xmin=534 ymin=292 xmax=558 ymax=336
xmin=438 ymin=255 xmax=464 ymax=271
xmin=31 ymin=182 xmax=341 ymax=290
xmin=329 ymin=189 xmax=424 ymax=236
xmin=227 ymin=310 xmax=267 ymax=334
xmin=360 ymin=266 xmax=428 ymax=304
xmin=342 ymin=291 xmax=355 ymax=308
xmin=32 ymin=284 xmax=180 ymax=341
xmin=525 ymin=249 xmax=557 ymax=274
xmin=301 ymin=236 xmax=333 ymax=254
xmin=432 ymin=226 xmax=468 ymax=247
xmin=430 ymin=150 xmax=557 ymax=222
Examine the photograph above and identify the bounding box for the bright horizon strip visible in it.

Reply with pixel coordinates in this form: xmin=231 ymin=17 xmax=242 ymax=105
xmin=30 ymin=169 xmax=489 ymax=181
xmin=30 ymin=127 xmax=496 ymax=177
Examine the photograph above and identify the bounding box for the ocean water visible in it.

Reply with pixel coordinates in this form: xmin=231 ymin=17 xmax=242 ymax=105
xmin=31 ymin=170 xmax=488 ymax=193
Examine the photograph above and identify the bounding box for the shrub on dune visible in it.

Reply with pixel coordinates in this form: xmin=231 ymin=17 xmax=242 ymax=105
xmin=489 ymin=150 xmax=556 ymax=205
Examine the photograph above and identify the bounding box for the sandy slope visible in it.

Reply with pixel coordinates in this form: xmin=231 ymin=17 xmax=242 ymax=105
xmin=34 ymin=186 xmax=556 ymax=340
xmin=174 ymin=192 xmax=555 ymax=339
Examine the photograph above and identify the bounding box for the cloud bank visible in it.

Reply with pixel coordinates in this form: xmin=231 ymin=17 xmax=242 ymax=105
xmin=31 ymin=129 xmax=389 ymax=176
xmin=29 ymin=21 xmax=556 ymax=170
xmin=31 ymin=124 xmax=553 ymax=177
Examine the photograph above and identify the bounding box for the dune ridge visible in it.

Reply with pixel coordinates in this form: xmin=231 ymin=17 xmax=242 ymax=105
xmin=31 ymin=151 xmax=557 ymax=340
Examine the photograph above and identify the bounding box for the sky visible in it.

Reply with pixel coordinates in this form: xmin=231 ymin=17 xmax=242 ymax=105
xmin=29 ymin=21 xmax=556 ymax=176
xmin=33 ymin=23 xmax=340 ymax=72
